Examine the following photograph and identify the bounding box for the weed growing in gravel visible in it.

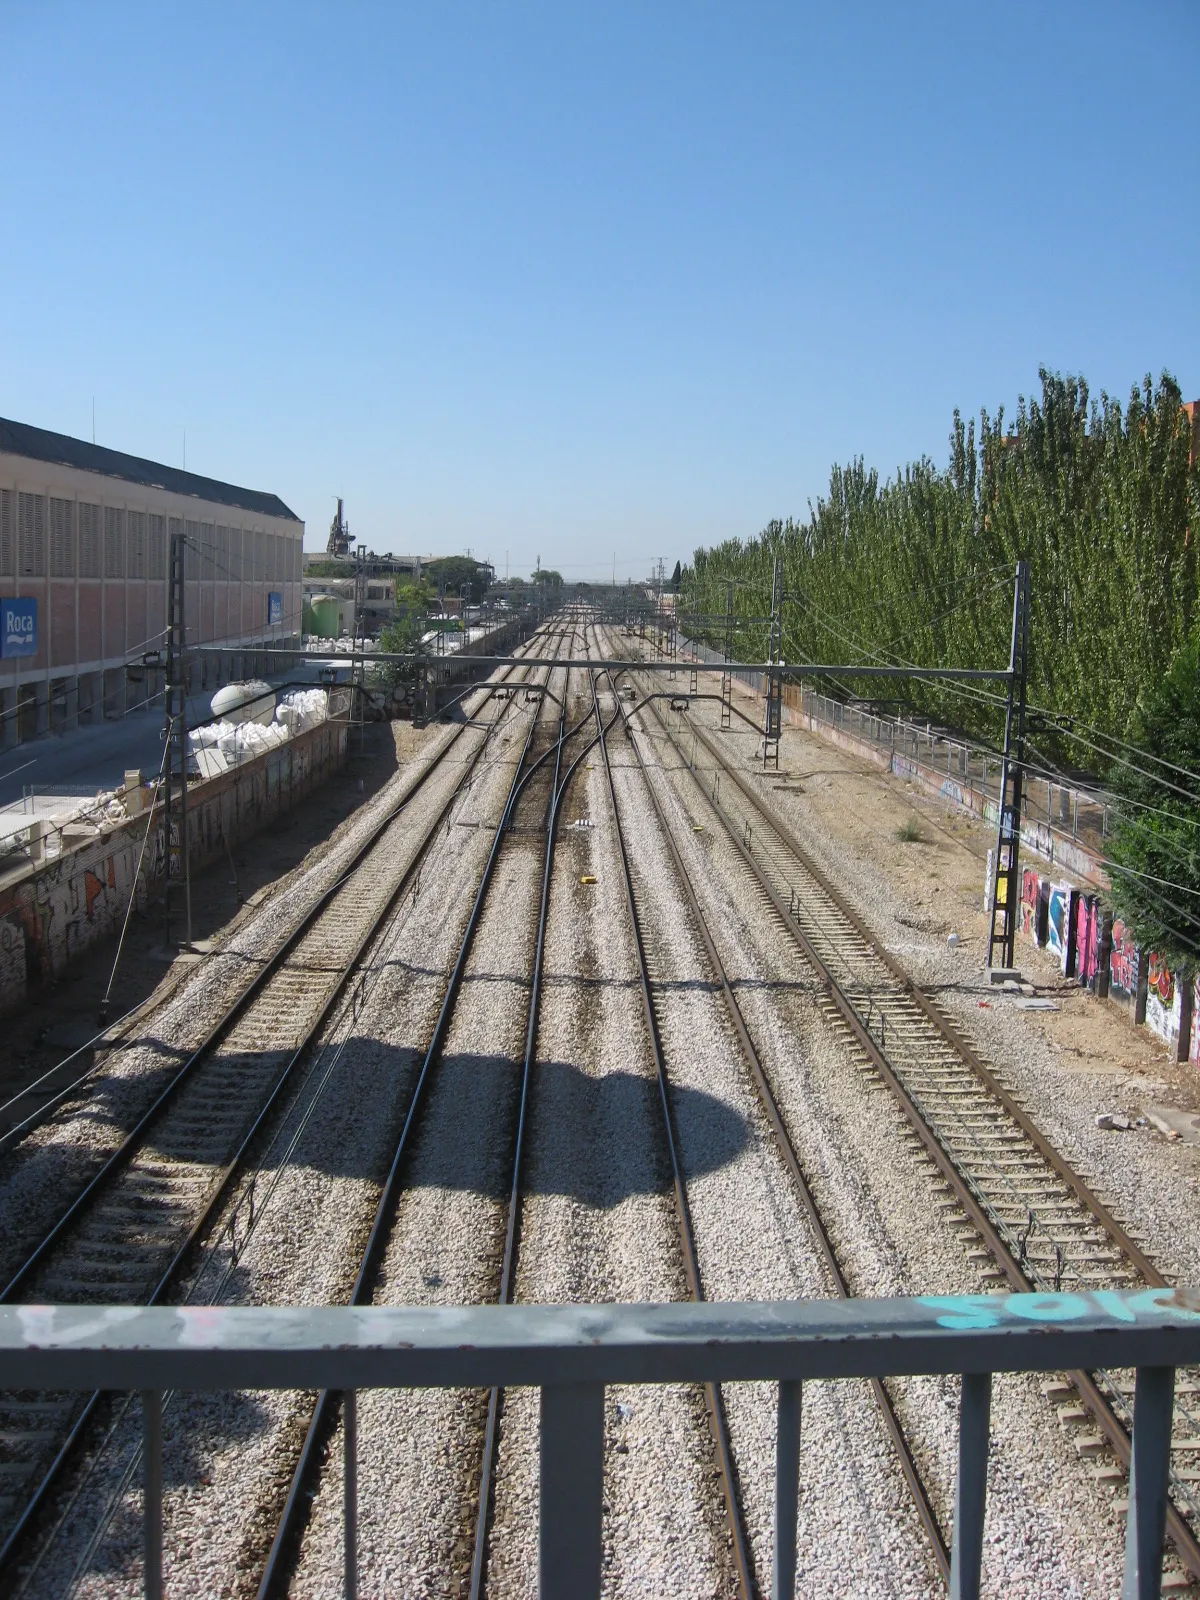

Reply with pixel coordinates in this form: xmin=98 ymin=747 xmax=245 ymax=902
xmin=896 ymin=818 xmax=926 ymax=843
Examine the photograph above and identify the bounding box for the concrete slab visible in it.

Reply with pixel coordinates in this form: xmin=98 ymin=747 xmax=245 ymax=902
xmin=1144 ymin=1105 xmax=1200 ymax=1145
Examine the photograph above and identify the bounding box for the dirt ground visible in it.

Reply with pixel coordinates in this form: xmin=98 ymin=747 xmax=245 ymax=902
xmin=0 ymin=717 xmax=442 ymax=1121
xmin=763 ymin=702 xmax=1200 ymax=1109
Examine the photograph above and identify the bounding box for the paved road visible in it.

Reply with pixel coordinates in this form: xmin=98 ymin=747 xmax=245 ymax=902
xmin=0 ymin=696 xmax=211 ymax=811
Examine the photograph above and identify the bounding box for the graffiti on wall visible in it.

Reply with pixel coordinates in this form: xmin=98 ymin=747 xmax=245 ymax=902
xmin=1109 ymin=919 xmax=1139 ymax=1001
xmin=0 ymin=720 xmax=347 ymax=1016
xmin=1019 ymin=868 xmax=1040 ymax=938
xmin=1046 ymin=883 xmax=1071 ymax=968
xmin=1147 ymin=951 xmax=1175 ymax=1009
xmin=1074 ymin=894 xmax=1100 ymax=986
xmin=1021 ymin=819 xmax=1054 ymax=862
xmin=1144 ymin=950 xmax=1181 ymax=1050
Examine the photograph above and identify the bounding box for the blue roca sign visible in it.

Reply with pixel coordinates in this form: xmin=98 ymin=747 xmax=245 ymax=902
xmin=1 ymin=599 xmax=37 ymax=659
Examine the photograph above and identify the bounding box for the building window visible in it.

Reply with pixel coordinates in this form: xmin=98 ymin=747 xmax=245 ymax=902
xmin=104 ymin=507 xmax=125 ymax=578
xmin=228 ymin=527 xmax=242 ymax=581
xmin=50 ymin=497 xmax=76 ymax=577
xmin=185 ymin=521 xmax=200 ymax=581
xmin=0 ymin=490 xmax=14 ymax=577
xmin=18 ymin=492 xmax=46 ymax=576
xmin=79 ymin=503 xmax=102 ymax=577
xmin=148 ymin=514 xmax=166 ymax=580
xmin=200 ymin=522 xmax=215 ymax=579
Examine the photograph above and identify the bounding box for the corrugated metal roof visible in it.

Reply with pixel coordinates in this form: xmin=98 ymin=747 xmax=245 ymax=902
xmin=0 ymin=416 xmax=301 ymax=523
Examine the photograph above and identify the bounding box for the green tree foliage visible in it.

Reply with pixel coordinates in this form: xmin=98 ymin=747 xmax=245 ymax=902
xmin=425 ymin=556 xmax=494 ymax=603
xmin=683 ymin=368 xmax=1199 ymax=753
xmin=671 ymin=560 xmax=682 ymax=592
xmin=1107 ymin=634 xmax=1200 ymax=964
xmin=304 ymin=558 xmax=357 ymax=578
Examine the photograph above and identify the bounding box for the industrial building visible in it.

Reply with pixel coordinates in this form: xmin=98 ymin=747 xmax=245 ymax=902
xmin=0 ymin=418 xmax=303 ymax=748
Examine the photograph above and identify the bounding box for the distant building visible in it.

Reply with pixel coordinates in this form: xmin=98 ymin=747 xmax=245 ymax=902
xmin=302 ymin=550 xmax=434 ymax=581
xmin=0 ymin=418 xmax=303 ymax=747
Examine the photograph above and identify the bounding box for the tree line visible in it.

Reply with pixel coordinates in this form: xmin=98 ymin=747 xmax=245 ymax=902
xmin=683 ymin=368 xmax=1198 ymax=751
xmin=681 ymin=367 xmax=1200 ymax=960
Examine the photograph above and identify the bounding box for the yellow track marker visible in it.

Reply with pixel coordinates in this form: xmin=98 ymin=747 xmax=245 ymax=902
xmin=580 ymin=874 xmax=597 ymax=884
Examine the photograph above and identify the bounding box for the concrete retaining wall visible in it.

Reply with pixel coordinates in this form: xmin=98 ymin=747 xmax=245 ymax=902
xmin=0 ymin=715 xmax=349 ymax=1015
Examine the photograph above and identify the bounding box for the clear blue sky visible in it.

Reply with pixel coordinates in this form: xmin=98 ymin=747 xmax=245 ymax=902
xmin=1 ymin=3 xmax=1196 ymax=580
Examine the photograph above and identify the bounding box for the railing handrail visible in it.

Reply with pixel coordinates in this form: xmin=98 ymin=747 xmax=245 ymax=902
xmin=5 ymin=1291 xmax=1197 ymax=1600
xmin=3 ymin=1290 xmax=1199 ymax=1388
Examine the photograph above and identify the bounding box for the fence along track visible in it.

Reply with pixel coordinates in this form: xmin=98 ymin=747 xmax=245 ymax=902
xmin=597 ymin=654 xmax=951 ymax=1592
xmin=588 ymin=663 xmax=757 ymax=1600
xmin=0 ymin=631 xmax=560 ymax=1575
xmin=256 ymin=632 xmax=590 ymax=1599
xmin=636 ymin=686 xmax=1200 ymax=1587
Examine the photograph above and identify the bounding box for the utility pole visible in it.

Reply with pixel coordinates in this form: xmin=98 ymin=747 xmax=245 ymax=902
xmin=986 ymin=560 xmax=1031 ymax=970
xmin=721 ymin=580 xmax=734 ymax=731
xmin=163 ymin=524 xmax=192 ymax=949
xmin=763 ymin=554 xmax=783 ymax=768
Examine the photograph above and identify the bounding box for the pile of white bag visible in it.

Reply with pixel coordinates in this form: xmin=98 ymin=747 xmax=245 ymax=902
xmin=188 ymin=688 xmax=329 ymax=776
xmin=274 ymin=687 xmax=329 ymax=735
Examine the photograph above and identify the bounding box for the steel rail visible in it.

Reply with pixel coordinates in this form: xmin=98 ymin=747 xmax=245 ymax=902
xmin=638 ymin=684 xmax=1200 ymax=1584
xmin=255 ymin=631 xmax=591 ymax=1598
xmin=0 ymin=633 xmax=565 ymax=1580
xmin=588 ymin=662 xmax=757 ymax=1600
xmin=0 ymin=631 xmax=566 ymax=1166
xmin=466 ymin=648 xmax=618 ymax=1600
xmin=605 ymin=664 xmax=952 ymax=1587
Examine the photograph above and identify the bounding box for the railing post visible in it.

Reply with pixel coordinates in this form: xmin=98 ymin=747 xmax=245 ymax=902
xmin=949 ymin=1371 xmax=991 ymax=1600
xmin=1122 ymin=1366 xmax=1175 ymax=1600
xmin=773 ymin=1379 xmax=802 ymax=1600
xmin=143 ymin=1389 xmax=163 ymax=1600
xmin=344 ymin=1390 xmax=358 ymax=1600
xmin=540 ymin=1382 xmax=604 ymax=1600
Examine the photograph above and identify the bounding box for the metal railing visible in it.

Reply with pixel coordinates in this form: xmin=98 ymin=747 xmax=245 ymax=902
xmin=2 ymin=1290 xmax=1197 ymax=1600
xmin=796 ymin=687 xmax=1114 ymax=849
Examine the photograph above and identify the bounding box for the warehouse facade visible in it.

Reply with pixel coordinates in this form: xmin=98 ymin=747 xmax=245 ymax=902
xmin=0 ymin=418 xmax=303 ymax=748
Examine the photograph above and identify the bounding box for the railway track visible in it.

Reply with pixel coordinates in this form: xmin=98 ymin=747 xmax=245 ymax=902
xmin=615 ymin=635 xmax=1200 ymax=1592
xmin=592 ymin=649 xmax=951 ymax=1595
xmin=256 ymin=632 xmax=600 ymax=1598
xmin=0 ymin=633 xmax=564 ymax=1164
xmin=588 ymin=661 xmax=758 ymax=1597
xmin=0 ymin=627 xmax=566 ymax=1584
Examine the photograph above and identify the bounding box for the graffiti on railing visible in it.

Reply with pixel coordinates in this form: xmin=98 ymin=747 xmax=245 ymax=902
xmin=919 ymin=1287 xmax=1200 ymax=1331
